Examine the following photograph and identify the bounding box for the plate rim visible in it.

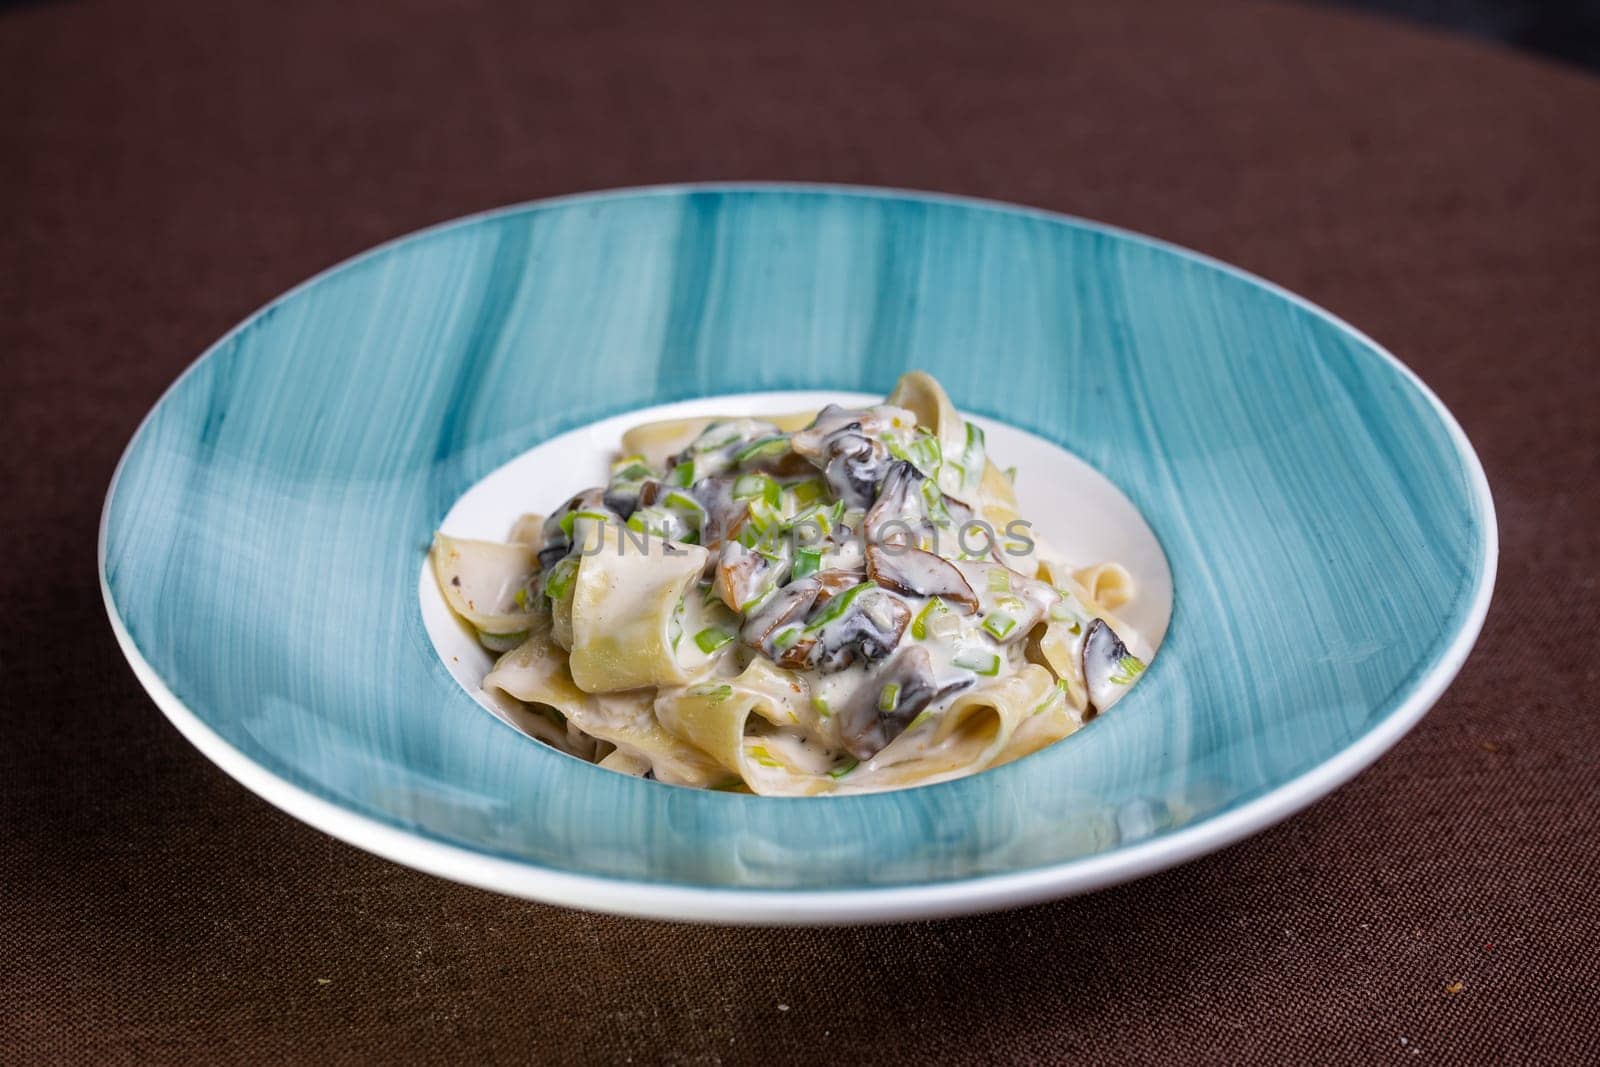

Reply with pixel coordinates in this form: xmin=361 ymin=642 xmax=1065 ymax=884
xmin=98 ymin=181 xmax=1498 ymax=924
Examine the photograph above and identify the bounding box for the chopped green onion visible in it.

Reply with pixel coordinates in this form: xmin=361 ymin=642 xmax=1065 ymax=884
xmin=804 ymin=582 xmax=878 ymax=633
xmin=693 ymin=423 xmax=742 ymax=451
xmin=994 ymin=594 xmax=1024 ymax=612
xmin=910 ymin=597 xmax=948 ymax=640
xmin=747 ymin=745 xmax=782 ymax=768
xmin=667 ymin=459 xmax=696 ymax=488
xmin=827 ymin=758 xmax=858 ymax=779
xmin=908 ymin=434 xmax=942 ymax=475
xmin=543 ymin=556 xmax=578 ymax=601
xmin=905 ymin=709 xmax=934 ymax=733
xmin=1110 ymin=654 xmax=1146 ymax=686
xmin=693 ymin=627 xmax=736 ymax=654
xmin=746 ymin=494 xmax=783 ymax=533
xmin=661 ymin=490 xmax=705 ymax=526
xmin=878 ymin=682 xmax=901 ymax=712
xmin=610 ymin=453 xmax=648 ymax=473
xmin=811 ymin=694 xmax=831 ymax=717
xmin=1032 ymin=680 xmax=1070 ymax=716
xmin=610 ymin=460 xmax=653 ymax=482
xmin=734 ymin=435 xmax=789 ymax=464
xmin=558 ymin=508 xmax=611 ymax=537
xmin=773 ymin=625 xmax=803 ymax=651
xmin=732 ymin=472 xmax=781 ymax=508
xmin=983 ymin=612 xmax=1017 ymax=640
xmin=788 ymin=478 xmax=828 ymax=507
xmin=627 ymin=506 xmax=697 ymax=544
xmin=953 ymin=648 xmax=1002 ymax=676
xmin=963 ymin=421 xmax=986 ymax=467
xmin=788 ymin=503 xmax=832 ymax=539
xmin=689 ymin=683 xmax=733 ymax=703
xmin=512 ymin=587 xmax=529 ymax=611
xmin=792 ymin=546 xmax=823 ymax=581
xmin=986 ymin=569 xmax=1011 ymax=592
xmin=921 ymin=479 xmax=953 ymax=527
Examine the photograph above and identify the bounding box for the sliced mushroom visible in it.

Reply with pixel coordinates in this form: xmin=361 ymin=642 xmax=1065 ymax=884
xmin=790 ymin=404 xmax=877 ymax=460
xmin=864 ymin=461 xmax=923 ymax=544
xmin=810 ymin=567 xmax=868 ymax=603
xmin=798 ymin=584 xmax=911 ymax=673
xmin=741 ymin=577 xmax=822 ymax=654
xmin=822 ymin=430 xmax=889 ymax=509
xmin=836 ymin=645 xmax=971 ymax=761
xmin=865 ymin=460 xmax=975 ymax=549
xmin=791 ymin=405 xmax=893 ymax=509
xmin=865 ymin=543 xmax=979 ymax=612
xmin=1082 ymin=618 xmax=1143 ymax=717
xmin=713 ymin=540 xmax=790 ymax=613
xmin=602 ymin=484 xmax=642 ymax=519
xmin=690 ymin=475 xmax=743 ymax=550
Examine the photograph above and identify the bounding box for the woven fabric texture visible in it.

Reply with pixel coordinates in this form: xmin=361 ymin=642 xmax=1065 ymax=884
xmin=2 ymin=0 xmax=1596 ymax=1062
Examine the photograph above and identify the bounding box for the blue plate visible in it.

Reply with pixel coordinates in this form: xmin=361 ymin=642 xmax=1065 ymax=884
xmin=100 ymin=185 xmax=1494 ymax=923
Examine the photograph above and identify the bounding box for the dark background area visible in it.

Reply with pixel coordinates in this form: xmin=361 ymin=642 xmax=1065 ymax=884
xmin=1313 ymin=0 xmax=1600 ymax=69
xmin=4 ymin=0 xmax=1597 ymax=1063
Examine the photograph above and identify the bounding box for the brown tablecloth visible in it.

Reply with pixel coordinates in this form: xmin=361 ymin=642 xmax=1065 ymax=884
xmin=4 ymin=0 xmax=1597 ymax=1061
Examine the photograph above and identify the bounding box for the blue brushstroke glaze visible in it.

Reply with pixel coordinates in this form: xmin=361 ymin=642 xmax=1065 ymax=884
xmin=102 ymin=186 xmax=1490 ymax=892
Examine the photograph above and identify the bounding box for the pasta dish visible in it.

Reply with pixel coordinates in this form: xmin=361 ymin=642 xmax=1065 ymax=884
xmin=431 ymin=372 xmax=1151 ymax=794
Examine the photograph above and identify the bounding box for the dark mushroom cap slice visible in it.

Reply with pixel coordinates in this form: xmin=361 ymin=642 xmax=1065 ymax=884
xmin=689 ymin=475 xmax=743 ymax=550
xmin=865 ymin=543 xmax=979 ymax=612
xmin=835 ymin=645 xmax=976 ymax=761
xmin=864 ymin=461 xmax=922 ymax=544
xmin=1081 ymin=618 xmax=1141 ymax=717
xmin=790 ymin=405 xmax=893 ymax=509
xmin=791 ymin=583 xmax=910 ymax=673
xmin=790 ymin=404 xmax=882 ymax=460
xmin=865 ymin=460 xmax=977 ymax=549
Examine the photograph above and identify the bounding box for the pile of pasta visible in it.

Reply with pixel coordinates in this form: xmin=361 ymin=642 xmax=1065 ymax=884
xmin=432 ymin=372 xmax=1149 ymax=794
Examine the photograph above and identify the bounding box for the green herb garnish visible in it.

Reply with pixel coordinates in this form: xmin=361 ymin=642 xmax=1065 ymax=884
xmin=693 ymin=627 xmax=735 ymax=654
xmin=733 ymin=472 xmax=782 ymax=509
xmin=792 ymin=546 xmax=823 ymax=581
xmin=667 ymin=459 xmax=696 ymax=488
xmin=734 ymin=435 xmax=789 ymax=465
xmin=543 ymin=556 xmax=578 ymax=601
xmin=982 ymin=612 xmax=1017 ymax=640
xmin=1109 ymin=654 xmax=1146 ymax=686
xmin=910 ymin=596 xmax=948 ymax=640
xmin=953 ymin=648 xmax=1001 ymax=676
